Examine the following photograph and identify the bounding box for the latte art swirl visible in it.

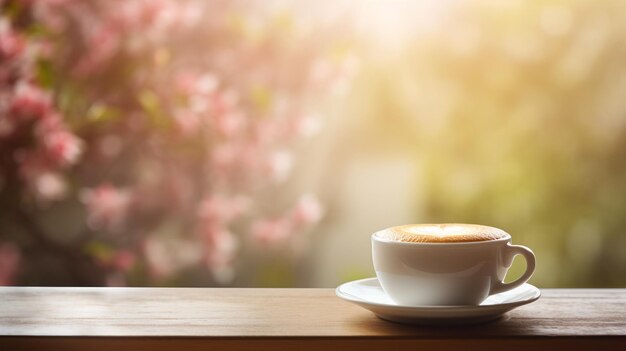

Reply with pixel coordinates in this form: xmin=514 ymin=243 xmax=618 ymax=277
xmin=376 ymin=223 xmax=509 ymax=243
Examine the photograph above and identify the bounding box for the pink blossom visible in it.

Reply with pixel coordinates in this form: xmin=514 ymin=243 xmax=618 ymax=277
xmin=291 ymin=194 xmax=324 ymax=227
xmin=210 ymin=140 xmax=264 ymax=182
xmin=117 ymin=0 xmax=166 ymax=29
xmin=250 ymin=194 xmax=323 ymax=246
xmin=16 ymin=150 xmax=48 ymax=183
xmin=73 ymin=24 xmax=120 ymax=76
xmin=81 ymin=184 xmax=132 ymax=232
xmin=253 ymin=119 xmax=280 ymax=145
xmin=198 ymin=227 xmax=238 ymax=284
xmin=144 ymin=236 xmax=202 ymax=279
xmin=174 ymin=72 xmax=196 ymax=95
xmin=211 ymin=142 xmax=258 ymax=179
xmin=10 ymin=81 xmax=53 ymax=120
xmin=289 ymin=113 xmax=322 ymax=138
xmin=35 ymin=111 xmax=63 ymax=131
xmin=33 ymin=171 xmax=67 ymax=202
xmin=112 ymin=0 xmax=196 ymax=54
xmin=144 ymin=237 xmax=175 ymax=279
xmin=143 ymin=237 xmax=170 ymax=278
xmin=0 ymin=24 xmax=26 ymax=60
xmin=196 ymin=194 xmax=250 ymax=226
xmin=195 ymin=214 xmax=239 ymax=280
xmin=175 ymin=72 xmax=218 ymax=97
xmin=250 ymin=217 xmax=293 ymax=246
xmin=33 ymin=113 xmax=83 ymax=167
xmin=267 ymin=150 xmax=293 ymax=183
xmin=14 ymin=136 xmax=72 ymax=202
xmin=188 ymin=95 xmax=209 ymax=113
xmin=41 ymin=128 xmax=83 ymax=166
xmin=158 ymin=0 xmax=202 ymax=30
xmin=173 ymin=109 xmax=202 ymax=137
xmin=0 ymin=242 xmax=21 ymax=285
xmin=196 ymin=73 xmax=219 ymax=95
xmin=212 ymin=89 xmax=238 ymax=113
xmin=112 ymin=250 xmax=136 ymax=273
xmin=211 ymin=142 xmax=236 ymax=168
xmin=33 ymin=0 xmax=77 ymax=34
xmin=309 ymin=55 xmax=359 ymax=96
xmin=205 ymin=234 xmax=237 ymax=284
xmin=202 ymin=89 xmax=242 ymax=137
xmin=213 ymin=111 xmax=245 ymax=137
xmin=202 ymin=228 xmax=238 ymax=268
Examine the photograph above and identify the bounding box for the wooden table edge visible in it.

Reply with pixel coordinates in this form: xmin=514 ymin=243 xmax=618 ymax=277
xmin=2 ymin=335 xmax=625 ymax=351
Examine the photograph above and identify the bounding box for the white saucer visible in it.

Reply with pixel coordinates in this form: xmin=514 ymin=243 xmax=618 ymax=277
xmin=336 ymin=278 xmax=540 ymax=325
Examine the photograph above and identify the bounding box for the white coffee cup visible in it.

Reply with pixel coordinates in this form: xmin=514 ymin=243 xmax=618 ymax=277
xmin=372 ymin=224 xmax=536 ymax=306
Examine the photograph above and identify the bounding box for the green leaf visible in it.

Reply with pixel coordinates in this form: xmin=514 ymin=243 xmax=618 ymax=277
xmin=84 ymin=241 xmax=114 ymax=262
xmin=87 ymin=104 xmax=119 ymax=123
xmin=36 ymin=59 xmax=54 ymax=89
xmin=25 ymin=23 xmax=49 ymax=38
xmin=138 ymin=90 xmax=171 ymax=129
xmin=250 ymin=85 xmax=273 ymax=114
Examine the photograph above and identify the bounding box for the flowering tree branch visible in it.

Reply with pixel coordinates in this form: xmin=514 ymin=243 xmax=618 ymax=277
xmin=0 ymin=0 xmax=356 ymax=286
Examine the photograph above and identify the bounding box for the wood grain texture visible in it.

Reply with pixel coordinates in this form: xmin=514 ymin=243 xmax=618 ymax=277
xmin=0 ymin=287 xmax=625 ymax=350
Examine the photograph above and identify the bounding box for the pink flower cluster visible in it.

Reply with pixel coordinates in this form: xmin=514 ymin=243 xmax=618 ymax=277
xmin=80 ymin=184 xmax=132 ymax=232
xmin=1 ymin=17 xmax=82 ymax=203
xmin=0 ymin=0 xmax=354 ymax=286
xmin=251 ymin=194 xmax=324 ymax=245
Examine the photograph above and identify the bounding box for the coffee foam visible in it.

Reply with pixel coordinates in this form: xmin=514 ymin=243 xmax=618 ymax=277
xmin=376 ymin=224 xmax=509 ymax=243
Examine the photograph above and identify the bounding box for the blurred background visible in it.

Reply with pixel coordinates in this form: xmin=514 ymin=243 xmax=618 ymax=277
xmin=1 ymin=0 xmax=625 ymax=288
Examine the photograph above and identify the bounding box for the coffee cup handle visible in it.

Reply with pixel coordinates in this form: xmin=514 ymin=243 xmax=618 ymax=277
xmin=490 ymin=243 xmax=536 ymax=295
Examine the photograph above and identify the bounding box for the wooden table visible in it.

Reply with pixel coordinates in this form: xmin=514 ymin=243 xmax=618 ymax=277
xmin=0 ymin=287 xmax=624 ymax=350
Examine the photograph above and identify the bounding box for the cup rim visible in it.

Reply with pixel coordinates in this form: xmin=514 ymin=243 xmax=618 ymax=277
xmin=371 ymin=225 xmax=511 ymax=246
